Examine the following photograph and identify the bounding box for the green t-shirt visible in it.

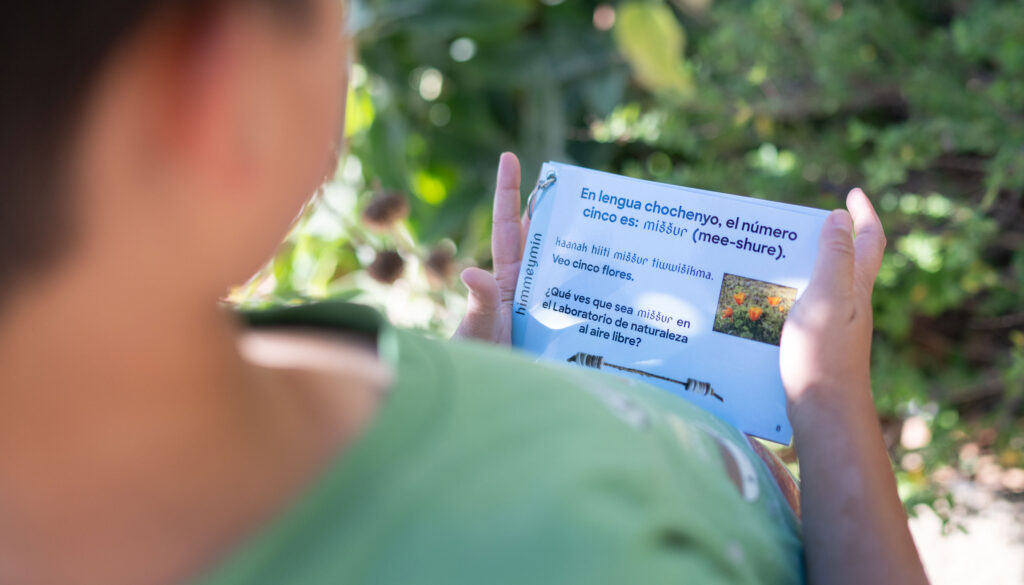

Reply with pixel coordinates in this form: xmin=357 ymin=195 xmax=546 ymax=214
xmin=195 ymin=302 xmax=803 ymax=585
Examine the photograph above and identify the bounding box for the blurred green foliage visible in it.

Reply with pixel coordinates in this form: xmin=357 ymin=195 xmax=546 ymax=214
xmin=239 ymin=0 xmax=1024 ymax=516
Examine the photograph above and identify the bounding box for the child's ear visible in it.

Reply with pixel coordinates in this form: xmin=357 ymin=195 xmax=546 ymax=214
xmin=158 ymin=4 xmax=265 ymax=195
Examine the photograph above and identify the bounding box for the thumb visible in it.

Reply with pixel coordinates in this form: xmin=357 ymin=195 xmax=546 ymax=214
xmin=454 ymin=267 xmax=501 ymax=340
xmin=805 ymin=209 xmax=855 ymax=301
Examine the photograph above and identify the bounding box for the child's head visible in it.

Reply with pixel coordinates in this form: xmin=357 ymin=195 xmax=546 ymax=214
xmin=0 ymin=0 xmax=348 ymax=303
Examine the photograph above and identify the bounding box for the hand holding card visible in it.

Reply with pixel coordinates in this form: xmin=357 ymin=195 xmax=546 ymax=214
xmin=453 ymin=153 xmax=530 ymax=345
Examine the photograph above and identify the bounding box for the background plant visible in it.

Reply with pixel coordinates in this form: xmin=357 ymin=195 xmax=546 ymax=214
xmin=234 ymin=0 xmax=1024 ymax=523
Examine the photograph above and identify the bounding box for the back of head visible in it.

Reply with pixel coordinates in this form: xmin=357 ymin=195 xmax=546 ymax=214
xmin=0 ymin=0 xmax=316 ymax=302
xmin=0 ymin=1 xmax=162 ymax=295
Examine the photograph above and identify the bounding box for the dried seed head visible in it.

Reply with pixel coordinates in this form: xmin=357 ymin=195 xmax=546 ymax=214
xmin=367 ymin=250 xmax=404 ymax=284
xmin=362 ymin=190 xmax=410 ymax=231
xmin=425 ymin=242 xmax=456 ymax=281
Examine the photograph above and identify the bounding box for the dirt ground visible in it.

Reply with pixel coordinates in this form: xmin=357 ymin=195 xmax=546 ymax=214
xmin=909 ymin=478 xmax=1024 ymax=585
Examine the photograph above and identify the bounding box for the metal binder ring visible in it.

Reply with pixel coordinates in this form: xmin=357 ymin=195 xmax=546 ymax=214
xmin=526 ymin=171 xmax=558 ymax=219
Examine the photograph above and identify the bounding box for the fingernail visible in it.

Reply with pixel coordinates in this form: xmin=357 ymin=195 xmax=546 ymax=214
xmin=828 ymin=210 xmax=852 ymax=234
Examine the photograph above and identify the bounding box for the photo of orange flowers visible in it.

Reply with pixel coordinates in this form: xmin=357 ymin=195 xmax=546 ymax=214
xmin=712 ymin=273 xmax=797 ymax=346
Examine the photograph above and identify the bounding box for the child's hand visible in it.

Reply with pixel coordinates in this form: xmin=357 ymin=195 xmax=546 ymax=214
xmin=779 ymin=191 xmax=928 ymax=585
xmin=454 ymin=153 xmax=529 ymax=344
xmin=779 ymin=188 xmax=887 ymax=415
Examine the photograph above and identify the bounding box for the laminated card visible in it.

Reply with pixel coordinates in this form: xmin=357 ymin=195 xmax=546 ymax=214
xmin=511 ymin=162 xmax=830 ymax=443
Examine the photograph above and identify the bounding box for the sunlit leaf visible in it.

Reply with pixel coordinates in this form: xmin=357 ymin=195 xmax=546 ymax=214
xmin=345 ymin=86 xmax=375 ymax=137
xmin=412 ymin=170 xmax=448 ymax=205
xmin=613 ymin=1 xmax=693 ymax=96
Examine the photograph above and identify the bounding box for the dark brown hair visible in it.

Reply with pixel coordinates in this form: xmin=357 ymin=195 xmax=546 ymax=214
xmin=0 ymin=0 xmax=309 ymax=297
